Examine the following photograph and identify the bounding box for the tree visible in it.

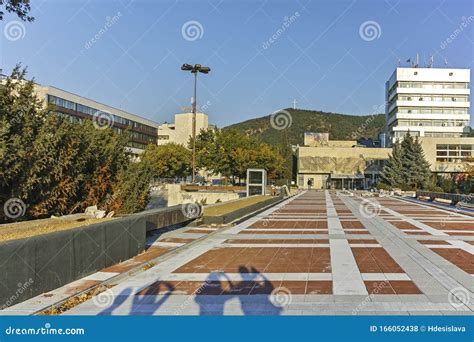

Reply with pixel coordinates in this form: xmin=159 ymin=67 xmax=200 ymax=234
xmin=0 ymin=66 xmax=152 ymax=222
xmin=141 ymin=143 xmax=191 ymax=179
xmin=409 ymin=137 xmax=431 ymax=189
xmin=0 ymin=0 xmax=34 ymax=21
xmin=380 ymin=132 xmax=431 ymax=190
xmin=194 ymin=128 xmax=287 ymax=184
xmin=380 ymin=140 xmax=404 ymax=187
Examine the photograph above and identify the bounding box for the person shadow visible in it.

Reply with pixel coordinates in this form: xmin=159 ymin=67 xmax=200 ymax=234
xmin=195 ymin=266 xmax=283 ymax=316
xmin=99 ymin=281 xmax=175 ymax=316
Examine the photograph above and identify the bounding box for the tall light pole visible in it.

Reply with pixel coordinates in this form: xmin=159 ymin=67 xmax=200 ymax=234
xmin=181 ymin=63 xmax=211 ymax=183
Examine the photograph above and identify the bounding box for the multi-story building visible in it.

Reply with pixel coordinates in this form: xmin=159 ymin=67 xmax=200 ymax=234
xmin=385 ymin=67 xmax=470 ymax=142
xmin=385 ymin=67 xmax=474 ymax=175
xmin=157 ymin=112 xmax=209 ymax=146
xmin=32 ymin=85 xmax=159 ymax=157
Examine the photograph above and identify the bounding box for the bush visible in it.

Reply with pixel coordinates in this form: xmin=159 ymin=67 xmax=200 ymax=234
xmin=424 ymin=183 xmax=443 ymax=193
xmin=0 ymin=66 xmax=152 ymax=222
xmin=376 ymin=182 xmax=391 ymax=191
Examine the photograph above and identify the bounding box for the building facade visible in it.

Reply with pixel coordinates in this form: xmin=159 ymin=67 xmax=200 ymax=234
xmin=157 ymin=112 xmax=209 ymax=146
xmin=33 ymin=85 xmax=159 ymax=156
xmin=385 ymin=67 xmax=470 ymax=143
xmin=297 ymin=136 xmax=391 ymax=189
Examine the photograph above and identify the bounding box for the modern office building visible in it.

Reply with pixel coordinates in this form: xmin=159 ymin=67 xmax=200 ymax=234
xmin=32 ymin=84 xmax=159 ymax=157
xmin=385 ymin=67 xmax=470 ymax=143
xmin=385 ymin=67 xmax=474 ymax=176
xmin=157 ymin=112 xmax=209 ymax=146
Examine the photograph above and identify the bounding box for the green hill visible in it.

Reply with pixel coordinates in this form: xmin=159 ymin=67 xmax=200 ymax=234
xmin=224 ymin=108 xmax=386 ymax=146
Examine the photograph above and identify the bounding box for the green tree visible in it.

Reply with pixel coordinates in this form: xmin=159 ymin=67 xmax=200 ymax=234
xmin=0 ymin=0 xmax=34 ymax=21
xmin=380 ymin=132 xmax=431 ymax=190
xmin=141 ymin=143 xmax=191 ymax=179
xmin=194 ymin=128 xmax=287 ymax=184
xmin=0 ymin=66 xmax=152 ymax=222
xmin=380 ymin=140 xmax=404 ymax=187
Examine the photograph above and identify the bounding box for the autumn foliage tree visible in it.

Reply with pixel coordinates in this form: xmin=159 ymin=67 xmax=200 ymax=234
xmin=193 ymin=128 xmax=286 ymax=184
xmin=0 ymin=66 xmax=152 ymax=222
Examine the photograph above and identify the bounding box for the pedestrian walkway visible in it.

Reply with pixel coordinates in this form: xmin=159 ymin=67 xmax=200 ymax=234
xmin=16 ymin=191 xmax=474 ymax=315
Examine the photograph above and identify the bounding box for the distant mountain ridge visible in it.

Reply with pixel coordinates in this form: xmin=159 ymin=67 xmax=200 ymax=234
xmin=224 ymin=108 xmax=386 ymax=146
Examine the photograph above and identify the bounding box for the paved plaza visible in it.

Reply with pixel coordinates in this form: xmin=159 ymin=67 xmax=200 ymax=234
xmin=9 ymin=191 xmax=474 ymax=316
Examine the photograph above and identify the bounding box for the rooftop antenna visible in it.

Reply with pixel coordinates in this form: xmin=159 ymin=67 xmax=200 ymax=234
xmin=428 ymin=55 xmax=434 ymax=68
xmin=444 ymin=58 xmax=448 ymax=66
xmin=415 ymin=53 xmax=419 ymax=68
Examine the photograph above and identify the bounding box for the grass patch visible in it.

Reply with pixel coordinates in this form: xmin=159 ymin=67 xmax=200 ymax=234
xmin=203 ymin=196 xmax=271 ymax=216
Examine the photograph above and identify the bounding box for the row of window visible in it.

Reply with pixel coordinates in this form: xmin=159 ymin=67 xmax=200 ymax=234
xmin=436 ymin=157 xmax=468 ymax=163
xmin=389 ymin=107 xmax=468 ymax=117
xmin=437 ymin=144 xmax=474 ymax=151
xmin=388 ymin=81 xmax=469 ymax=95
xmin=56 ymin=111 xmax=157 ymax=146
xmin=424 ymin=132 xmax=462 ymax=138
xmin=129 ymin=141 xmax=147 ymax=150
xmin=393 ymin=131 xmax=465 ymax=139
xmin=388 ymin=94 xmax=468 ymax=107
xmin=48 ymin=95 xmax=157 ymax=135
xmin=393 ymin=120 xmax=468 ymax=127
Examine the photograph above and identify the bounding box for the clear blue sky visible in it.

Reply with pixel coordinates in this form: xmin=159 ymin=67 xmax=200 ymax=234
xmin=1 ymin=0 xmax=472 ymax=127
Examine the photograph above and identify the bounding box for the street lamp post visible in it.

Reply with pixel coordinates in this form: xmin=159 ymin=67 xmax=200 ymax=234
xmin=181 ymin=63 xmax=210 ymax=183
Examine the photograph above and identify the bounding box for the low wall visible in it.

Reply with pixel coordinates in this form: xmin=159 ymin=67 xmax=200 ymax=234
xmin=0 ymin=206 xmax=194 ymax=309
xmin=416 ymin=190 xmax=474 ymax=205
xmin=202 ymin=195 xmax=284 ymax=225
xmin=166 ymin=184 xmax=240 ymax=206
xmin=135 ymin=205 xmax=194 ymax=232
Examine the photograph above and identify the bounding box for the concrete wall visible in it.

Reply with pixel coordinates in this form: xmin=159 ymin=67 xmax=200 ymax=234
xmin=418 ymin=136 xmax=474 ymax=173
xmin=0 ymin=216 xmax=145 ymax=308
xmin=297 ymin=146 xmax=391 ymax=174
xmin=166 ymin=184 xmax=240 ymax=206
xmin=0 ymin=206 xmax=194 ymax=308
xmin=157 ymin=112 xmax=208 ymax=146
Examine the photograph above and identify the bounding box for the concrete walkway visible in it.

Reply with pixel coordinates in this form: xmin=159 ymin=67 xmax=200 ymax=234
xmin=32 ymin=191 xmax=474 ymax=315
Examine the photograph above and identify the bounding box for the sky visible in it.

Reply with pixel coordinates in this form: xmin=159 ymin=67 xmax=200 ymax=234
xmin=0 ymin=0 xmax=473 ymax=127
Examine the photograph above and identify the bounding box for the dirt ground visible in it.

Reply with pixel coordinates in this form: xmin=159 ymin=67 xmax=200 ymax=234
xmin=0 ymin=215 xmax=114 ymax=242
xmin=203 ymin=195 xmax=271 ymax=216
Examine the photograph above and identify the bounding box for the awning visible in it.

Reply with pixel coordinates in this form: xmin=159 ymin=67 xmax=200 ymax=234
xmin=330 ymin=174 xmax=365 ymax=179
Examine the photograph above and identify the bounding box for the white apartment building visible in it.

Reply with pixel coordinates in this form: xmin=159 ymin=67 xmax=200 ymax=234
xmin=157 ymin=112 xmax=209 ymax=146
xmin=385 ymin=67 xmax=470 ymax=143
